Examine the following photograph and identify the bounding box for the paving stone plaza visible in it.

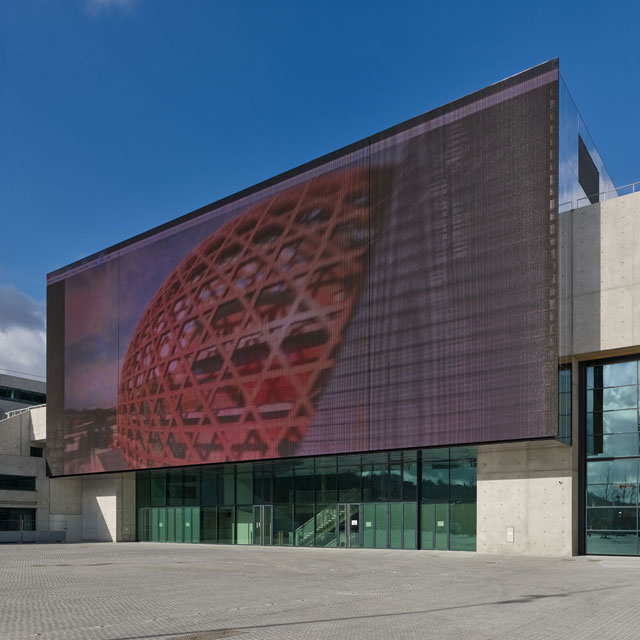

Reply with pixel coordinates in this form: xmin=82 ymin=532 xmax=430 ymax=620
xmin=1 ymin=544 xmax=639 ymax=640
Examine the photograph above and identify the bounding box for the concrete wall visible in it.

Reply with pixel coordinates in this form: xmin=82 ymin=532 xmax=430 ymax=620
xmin=81 ymin=473 xmax=136 ymax=542
xmin=560 ymin=190 xmax=640 ymax=357
xmin=0 ymin=407 xmax=135 ymax=543
xmin=477 ymin=440 xmax=573 ymax=556
xmin=0 ymin=410 xmax=51 ymax=532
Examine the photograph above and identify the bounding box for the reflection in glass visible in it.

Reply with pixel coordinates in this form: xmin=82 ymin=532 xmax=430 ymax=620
xmin=587 ymin=433 xmax=639 ymax=458
xmin=588 ymin=387 xmax=637 ymax=412
xmin=587 ymin=484 xmax=637 ymax=507
xmin=421 ymin=504 xmax=434 ymax=550
xmin=587 ymin=459 xmax=639 ymax=484
xmin=236 ymin=506 xmax=253 ymax=544
xmin=403 ymin=502 xmax=417 ymax=550
xmin=136 ymin=444 xmax=478 ymax=551
xmin=450 ymin=503 xmax=477 ymax=551
xmin=294 ymin=505 xmax=315 ymax=546
xmin=603 ymin=361 xmax=637 ymax=388
xmin=587 ymin=508 xmax=637 ymax=531
xmin=375 ymin=504 xmax=387 ymax=548
xmin=363 ymin=504 xmax=375 ymax=548
xmin=586 ymin=531 xmax=638 ymax=555
xmin=315 ymin=504 xmax=336 ymax=547
xmin=435 ymin=503 xmax=449 ymax=550
xmin=390 ymin=503 xmax=402 ymax=549
xmin=273 ymin=504 xmax=293 ymax=545
xmin=217 ymin=507 xmax=234 ymax=544
xmin=588 ymin=410 xmax=638 ymax=436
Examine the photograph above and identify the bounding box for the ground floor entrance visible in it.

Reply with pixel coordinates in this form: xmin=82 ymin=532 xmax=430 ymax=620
xmin=135 ymin=446 xmax=477 ymax=551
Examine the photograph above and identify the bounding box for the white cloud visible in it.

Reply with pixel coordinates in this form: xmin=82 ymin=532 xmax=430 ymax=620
xmin=0 ymin=325 xmax=46 ymax=379
xmin=0 ymin=285 xmax=46 ymax=379
xmin=84 ymin=0 xmax=140 ymax=15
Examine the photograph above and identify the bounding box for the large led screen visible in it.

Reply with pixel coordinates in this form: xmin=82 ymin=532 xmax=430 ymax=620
xmin=47 ymin=60 xmax=560 ymax=475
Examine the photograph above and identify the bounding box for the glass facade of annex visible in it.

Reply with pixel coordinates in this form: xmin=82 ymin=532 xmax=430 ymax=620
xmin=586 ymin=358 xmax=640 ymax=555
xmin=136 ymin=446 xmax=477 ymax=551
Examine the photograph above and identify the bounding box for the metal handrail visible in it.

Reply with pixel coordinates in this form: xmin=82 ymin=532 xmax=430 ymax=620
xmin=559 ymin=181 xmax=640 ymax=212
xmin=2 ymin=404 xmax=46 ymax=420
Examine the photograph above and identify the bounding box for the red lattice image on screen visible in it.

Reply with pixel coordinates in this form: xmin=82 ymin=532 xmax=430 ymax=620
xmin=117 ymin=168 xmax=378 ymax=468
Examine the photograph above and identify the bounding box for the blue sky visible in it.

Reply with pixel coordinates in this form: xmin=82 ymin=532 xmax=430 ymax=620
xmin=1 ymin=0 xmax=640 ymax=378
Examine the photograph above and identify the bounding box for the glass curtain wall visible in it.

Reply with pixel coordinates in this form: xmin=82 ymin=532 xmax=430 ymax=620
xmin=136 ymin=446 xmax=477 ymax=551
xmin=585 ymin=359 xmax=640 ymax=556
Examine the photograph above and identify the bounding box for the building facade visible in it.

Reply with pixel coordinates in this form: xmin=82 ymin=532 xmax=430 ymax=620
xmin=38 ymin=59 xmax=640 ymax=556
xmin=0 ymin=373 xmax=46 ymax=421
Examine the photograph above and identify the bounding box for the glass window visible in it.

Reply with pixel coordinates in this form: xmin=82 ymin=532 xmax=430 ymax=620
xmin=294 ymin=459 xmax=314 ymax=504
xmin=402 ymin=461 xmax=418 ymax=502
xmin=150 ymin=470 xmax=166 ymax=507
xmin=450 ymin=503 xmax=477 ymax=551
xmin=421 ymin=457 xmax=449 ymax=502
xmin=559 ymin=367 xmax=571 ymax=393
xmin=201 ymin=507 xmax=217 ymax=543
xmin=273 ymin=461 xmax=293 ymax=504
xmin=253 ymin=462 xmax=273 ymax=504
xmin=375 ymin=504 xmax=387 ymax=548
xmin=588 ymin=387 xmax=637 ymax=412
xmin=603 ymin=361 xmax=637 ymax=388
xmin=315 ymin=457 xmax=337 ymax=503
xmin=30 ymin=447 xmax=43 ymax=458
xmin=587 ymin=433 xmax=639 ymax=459
xmin=221 ymin=465 xmax=235 ymax=505
xmin=294 ymin=505 xmax=314 ymax=546
xmin=0 ymin=508 xmax=36 ymax=532
xmin=389 ymin=464 xmax=403 ymax=501
xmin=362 ymin=504 xmax=375 ymax=548
xmin=201 ymin=468 xmax=218 ymax=506
xmin=217 ymin=507 xmax=234 ymax=544
xmin=183 ymin=468 xmax=200 ymax=506
xmin=136 ymin=472 xmax=151 ymax=509
xmin=338 ymin=456 xmax=361 ymax=502
xmin=420 ymin=504 xmax=434 ymax=550
xmin=588 ymin=410 xmax=639 ymax=436
xmin=236 ymin=507 xmax=253 ymax=544
xmin=558 ymin=392 xmax=571 ymax=416
xmin=390 ymin=503 xmax=402 ymax=549
xmin=587 ymin=459 xmax=639 ymax=485
xmin=166 ymin=469 xmax=183 ymax=507
xmin=587 ymin=484 xmax=637 ymax=507
xmin=315 ymin=504 xmax=336 ymax=547
xmin=371 ymin=462 xmax=388 ymax=502
xmin=0 ymin=475 xmax=36 ymax=492
xmin=236 ymin=465 xmax=253 ymax=505
xmin=450 ymin=458 xmax=477 ymax=502
xmin=586 ymin=532 xmax=638 ymax=555
xmin=587 ymin=507 xmax=637 ymax=531
xmin=403 ymin=502 xmax=417 ymax=549
xmin=273 ymin=504 xmax=293 ymax=546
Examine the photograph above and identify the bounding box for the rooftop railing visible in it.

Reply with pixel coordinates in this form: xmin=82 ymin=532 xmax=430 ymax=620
xmin=2 ymin=404 xmax=46 ymax=421
xmin=559 ymin=181 xmax=640 ymax=212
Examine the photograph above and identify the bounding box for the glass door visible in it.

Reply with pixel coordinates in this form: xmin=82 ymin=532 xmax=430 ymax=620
xmin=252 ymin=505 xmax=273 ymax=545
xmin=337 ymin=503 xmax=361 ymax=548
xmin=421 ymin=504 xmax=449 ymax=550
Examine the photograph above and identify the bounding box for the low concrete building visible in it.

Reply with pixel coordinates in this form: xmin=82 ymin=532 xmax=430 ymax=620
xmin=0 ymin=404 xmax=135 ymax=542
xmin=0 ymin=373 xmax=46 ymax=420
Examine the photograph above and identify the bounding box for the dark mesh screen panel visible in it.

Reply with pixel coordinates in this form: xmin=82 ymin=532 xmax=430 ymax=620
xmin=46 ymin=60 xmax=559 ymax=475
